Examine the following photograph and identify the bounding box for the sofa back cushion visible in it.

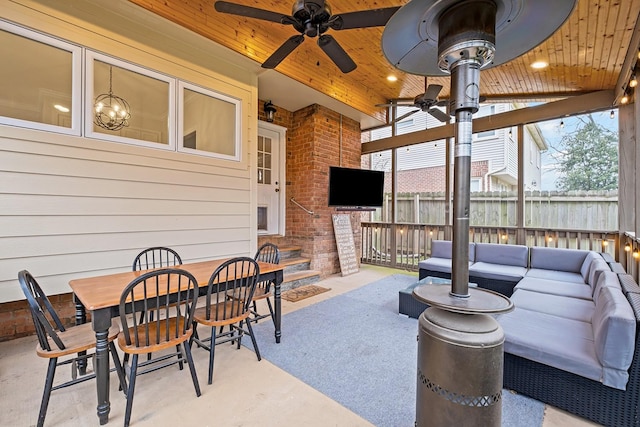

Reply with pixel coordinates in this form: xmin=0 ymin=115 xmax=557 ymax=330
xmin=430 ymin=240 xmax=475 ymax=262
xmin=592 ymin=285 xmax=636 ymax=377
xmin=587 ymin=258 xmax=610 ymax=286
xmin=474 ymin=243 xmax=528 ymax=267
xmin=580 ymin=251 xmax=601 ymax=281
xmin=529 ymin=247 xmax=590 ymax=272
xmin=592 ymin=271 xmax=622 ymax=303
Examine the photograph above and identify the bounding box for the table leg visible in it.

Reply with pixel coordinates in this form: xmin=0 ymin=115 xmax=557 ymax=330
xmin=73 ymin=294 xmax=88 ymax=375
xmin=273 ymin=270 xmax=283 ymax=343
xmin=92 ymin=308 xmax=112 ymax=425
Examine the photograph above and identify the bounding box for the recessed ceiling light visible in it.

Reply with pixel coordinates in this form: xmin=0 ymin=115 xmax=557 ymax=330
xmin=530 ymin=61 xmax=548 ymax=69
xmin=386 ymin=75 xmax=398 ymax=82
xmin=54 ymin=104 xmax=69 ymax=113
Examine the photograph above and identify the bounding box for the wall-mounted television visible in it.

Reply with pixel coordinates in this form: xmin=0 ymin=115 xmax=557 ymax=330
xmin=328 ymin=166 xmax=385 ymax=209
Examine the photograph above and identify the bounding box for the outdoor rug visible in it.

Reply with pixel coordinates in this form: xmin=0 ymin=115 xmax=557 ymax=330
xmin=244 ymin=274 xmax=545 ymax=427
xmin=281 ymin=284 xmax=332 ymax=302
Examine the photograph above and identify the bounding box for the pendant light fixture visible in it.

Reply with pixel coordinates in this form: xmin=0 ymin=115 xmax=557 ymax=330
xmin=94 ymin=66 xmax=131 ymax=131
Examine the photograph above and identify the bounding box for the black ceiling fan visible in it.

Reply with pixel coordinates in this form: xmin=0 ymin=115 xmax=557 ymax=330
xmin=377 ymin=78 xmax=450 ymax=124
xmin=214 ymin=1 xmax=400 ymax=73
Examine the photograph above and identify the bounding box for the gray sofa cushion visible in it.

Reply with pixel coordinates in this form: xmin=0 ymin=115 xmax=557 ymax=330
xmin=586 ymin=257 xmax=609 ymax=286
xmin=418 ymin=257 xmax=472 ymax=274
xmin=474 ymin=242 xmax=529 ymax=267
xmin=498 ymin=307 xmax=604 ymax=386
xmin=430 ymin=240 xmax=475 ymax=262
xmin=514 ymin=277 xmax=593 ymax=299
xmin=580 ymin=251 xmax=601 ymax=280
xmin=592 ymin=271 xmax=623 ymax=303
xmin=468 ymin=262 xmax=527 ymax=282
xmin=524 ymin=268 xmax=585 ymax=284
xmin=529 ymin=247 xmax=590 ymax=273
xmin=510 ymin=288 xmax=595 ymax=322
xmin=592 ymin=286 xmax=636 ymax=389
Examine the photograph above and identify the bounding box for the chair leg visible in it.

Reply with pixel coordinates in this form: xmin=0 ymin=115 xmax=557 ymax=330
xmin=207 ymin=326 xmax=217 ymax=385
xmin=108 ymin=342 xmax=128 ymax=394
xmin=183 ymin=341 xmax=201 ymax=397
xmin=124 ymin=354 xmax=139 ymax=427
xmin=245 ymin=318 xmax=262 ymax=361
xmin=176 ymin=344 xmax=184 ymax=370
xmin=37 ymin=358 xmax=57 ymax=427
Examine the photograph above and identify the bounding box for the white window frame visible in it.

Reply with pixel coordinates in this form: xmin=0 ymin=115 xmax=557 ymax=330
xmin=177 ymin=81 xmax=242 ymax=161
xmin=0 ymin=21 xmax=82 ymax=135
xmin=85 ymin=51 xmax=176 ymax=150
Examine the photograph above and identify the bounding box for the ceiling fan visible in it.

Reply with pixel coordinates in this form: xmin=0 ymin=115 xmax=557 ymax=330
xmin=214 ymin=1 xmax=400 ymax=73
xmin=377 ymin=78 xmax=450 ymax=124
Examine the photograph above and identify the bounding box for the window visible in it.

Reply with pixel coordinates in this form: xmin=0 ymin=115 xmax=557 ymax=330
xmin=0 ymin=22 xmax=81 ymax=134
xmin=179 ymin=82 xmax=240 ymax=161
xmin=474 ymin=105 xmax=496 ymax=138
xmin=86 ymin=53 xmax=175 ymax=149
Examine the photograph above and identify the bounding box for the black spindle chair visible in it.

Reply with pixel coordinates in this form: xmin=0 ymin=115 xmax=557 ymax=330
xmin=132 ymin=246 xmax=182 ymax=271
xmin=117 ymin=268 xmax=201 ymax=427
xmin=191 ymin=257 xmax=261 ymax=384
xmin=18 ymin=270 xmax=126 ymax=427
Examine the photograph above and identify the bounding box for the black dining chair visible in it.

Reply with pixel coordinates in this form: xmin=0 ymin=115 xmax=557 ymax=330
xmin=191 ymin=257 xmax=261 ymax=384
xmin=18 ymin=270 xmax=126 ymax=427
xmin=228 ymin=243 xmax=280 ymax=328
xmin=132 ymin=246 xmax=182 ymax=271
xmin=117 ymin=268 xmax=201 ymax=427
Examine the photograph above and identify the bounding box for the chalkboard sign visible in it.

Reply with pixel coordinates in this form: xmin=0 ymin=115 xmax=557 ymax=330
xmin=332 ymin=214 xmax=359 ymax=276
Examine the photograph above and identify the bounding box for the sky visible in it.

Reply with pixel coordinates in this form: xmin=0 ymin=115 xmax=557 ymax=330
xmin=534 ymin=109 xmax=619 ymax=191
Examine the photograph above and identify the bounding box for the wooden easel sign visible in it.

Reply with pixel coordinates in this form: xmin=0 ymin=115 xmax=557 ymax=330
xmin=332 ymin=214 xmax=359 ymax=276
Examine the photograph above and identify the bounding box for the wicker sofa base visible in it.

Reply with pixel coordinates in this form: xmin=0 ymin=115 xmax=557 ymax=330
xmin=503 ymin=352 xmax=640 ymax=427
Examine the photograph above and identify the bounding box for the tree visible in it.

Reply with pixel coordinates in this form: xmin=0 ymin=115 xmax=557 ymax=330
xmin=555 ymin=114 xmax=618 ymax=191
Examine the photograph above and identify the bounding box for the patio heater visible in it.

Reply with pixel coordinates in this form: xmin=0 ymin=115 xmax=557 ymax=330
xmin=382 ymin=0 xmax=576 ymax=425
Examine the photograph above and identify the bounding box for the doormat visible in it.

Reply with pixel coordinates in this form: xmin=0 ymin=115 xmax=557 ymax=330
xmin=281 ymin=285 xmax=331 ymax=302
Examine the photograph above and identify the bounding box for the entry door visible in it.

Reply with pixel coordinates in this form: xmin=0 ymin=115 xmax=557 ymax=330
xmin=257 ymin=122 xmax=285 ymax=235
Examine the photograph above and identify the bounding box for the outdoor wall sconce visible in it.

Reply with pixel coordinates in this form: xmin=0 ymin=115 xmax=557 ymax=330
xmin=264 ymin=100 xmax=277 ymax=122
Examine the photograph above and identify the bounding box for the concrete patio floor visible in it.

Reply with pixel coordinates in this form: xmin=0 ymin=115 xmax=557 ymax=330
xmin=0 ymin=264 xmax=599 ymax=426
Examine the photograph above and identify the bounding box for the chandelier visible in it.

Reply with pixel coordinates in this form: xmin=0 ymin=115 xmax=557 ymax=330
xmin=94 ymin=66 xmax=131 ymax=131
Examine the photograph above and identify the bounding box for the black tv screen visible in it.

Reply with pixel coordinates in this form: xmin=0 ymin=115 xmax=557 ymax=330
xmin=328 ymin=166 xmax=385 ymax=208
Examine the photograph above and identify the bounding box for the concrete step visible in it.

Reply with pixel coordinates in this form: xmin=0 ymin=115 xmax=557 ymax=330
xmin=279 ymin=245 xmax=302 ymax=260
xmin=282 ymin=269 xmax=321 ymax=291
xmin=280 ymin=256 xmax=311 ymax=273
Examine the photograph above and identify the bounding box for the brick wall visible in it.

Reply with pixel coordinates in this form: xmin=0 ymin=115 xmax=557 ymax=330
xmin=0 ymin=293 xmax=77 ymax=342
xmin=386 ymin=160 xmax=490 ymax=193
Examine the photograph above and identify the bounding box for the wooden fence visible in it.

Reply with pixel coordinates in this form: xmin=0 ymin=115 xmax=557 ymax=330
xmin=375 ymin=190 xmax=618 ymax=230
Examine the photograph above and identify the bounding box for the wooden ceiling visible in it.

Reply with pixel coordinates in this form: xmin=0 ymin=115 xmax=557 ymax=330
xmin=129 ymin=0 xmax=640 ymax=122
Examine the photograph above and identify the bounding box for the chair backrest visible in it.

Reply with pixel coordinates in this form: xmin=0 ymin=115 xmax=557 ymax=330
xmin=119 ymin=268 xmax=198 ymax=347
xmin=254 ymin=243 xmax=280 ymax=265
xmin=203 ymin=257 xmax=260 ymax=322
xmin=18 ymin=270 xmax=66 ymax=352
xmin=132 ymin=247 xmax=182 ymax=271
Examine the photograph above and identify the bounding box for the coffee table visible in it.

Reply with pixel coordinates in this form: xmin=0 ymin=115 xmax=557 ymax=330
xmin=398 ymin=276 xmax=476 ymax=318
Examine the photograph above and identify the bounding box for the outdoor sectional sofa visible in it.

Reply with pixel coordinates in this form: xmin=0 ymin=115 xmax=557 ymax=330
xmin=417 ymin=241 xmax=640 ymax=426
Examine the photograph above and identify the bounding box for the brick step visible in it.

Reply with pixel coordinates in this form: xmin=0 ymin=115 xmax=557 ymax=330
xmin=282 ymin=269 xmax=321 ymax=292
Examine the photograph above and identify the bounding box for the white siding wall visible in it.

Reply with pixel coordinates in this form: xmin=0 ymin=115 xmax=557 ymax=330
xmin=0 ymin=2 xmax=259 ymax=301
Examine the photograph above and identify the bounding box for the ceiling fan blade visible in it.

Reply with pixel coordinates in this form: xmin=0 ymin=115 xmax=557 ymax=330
xmin=428 ymin=107 xmax=450 ymax=123
xmin=262 ymin=35 xmax=305 ymax=69
xmin=394 ymin=109 xmax=419 ymax=123
xmin=317 ymin=35 xmax=356 ymax=73
xmin=214 ymin=1 xmax=290 ymax=24
xmin=376 ymin=102 xmax=416 ymax=108
xmin=330 ymin=7 xmax=401 ymax=30
xmin=424 ymin=84 xmax=443 ymax=101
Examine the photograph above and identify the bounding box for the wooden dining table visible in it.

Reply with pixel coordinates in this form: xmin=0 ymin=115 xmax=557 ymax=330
xmin=69 ymin=258 xmax=284 ymax=425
